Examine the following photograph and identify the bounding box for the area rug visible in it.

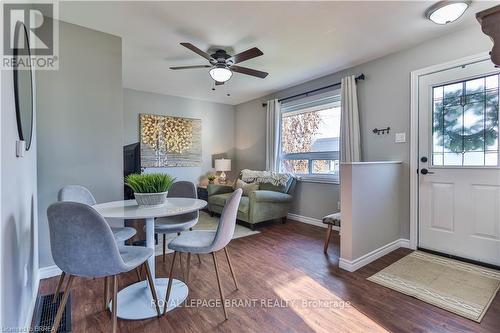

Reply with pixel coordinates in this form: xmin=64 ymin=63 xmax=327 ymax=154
xmin=367 ymin=251 xmax=500 ymax=322
xmin=154 ymin=211 xmax=259 ymax=256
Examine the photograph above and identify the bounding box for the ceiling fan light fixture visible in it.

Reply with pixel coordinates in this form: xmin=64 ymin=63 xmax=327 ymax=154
xmin=209 ymin=65 xmax=232 ymax=83
xmin=425 ymin=1 xmax=470 ymax=25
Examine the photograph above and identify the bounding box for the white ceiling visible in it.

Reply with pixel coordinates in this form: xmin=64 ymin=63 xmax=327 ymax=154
xmin=59 ymin=1 xmax=495 ymax=105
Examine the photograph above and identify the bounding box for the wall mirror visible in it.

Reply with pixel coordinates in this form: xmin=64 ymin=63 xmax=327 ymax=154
xmin=13 ymin=21 xmax=34 ymax=151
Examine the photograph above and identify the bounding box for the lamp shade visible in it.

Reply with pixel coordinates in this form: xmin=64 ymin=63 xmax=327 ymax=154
xmin=425 ymin=1 xmax=470 ymax=25
xmin=209 ymin=66 xmax=232 ymax=83
xmin=215 ymin=158 xmax=231 ymax=172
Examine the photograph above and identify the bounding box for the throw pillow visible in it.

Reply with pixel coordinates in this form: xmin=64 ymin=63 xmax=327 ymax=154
xmin=233 ymin=179 xmax=259 ymax=196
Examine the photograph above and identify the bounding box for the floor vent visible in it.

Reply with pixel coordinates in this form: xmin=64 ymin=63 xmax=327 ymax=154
xmin=32 ymin=293 xmax=72 ymax=332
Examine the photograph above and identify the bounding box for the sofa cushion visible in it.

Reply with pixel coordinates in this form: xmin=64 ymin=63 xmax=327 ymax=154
xmin=208 ymin=193 xmax=230 ymax=207
xmin=258 ymin=182 xmax=287 ymax=193
xmin=238 ymin=196 xmax=249 ymax=213
xmin=208 ymin=193 xmax=249 ymax=214
xmin=233 ymin=179 xmax=259 ymax=196
xmin=249 ymin=190 xmax=292 ymax=203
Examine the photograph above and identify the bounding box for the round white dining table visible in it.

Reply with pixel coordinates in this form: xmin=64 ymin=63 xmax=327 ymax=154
xmin=92 ymin=197 xmax=207 ymax=320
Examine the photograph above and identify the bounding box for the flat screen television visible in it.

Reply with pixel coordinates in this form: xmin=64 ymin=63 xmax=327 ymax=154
xmin=123 ymin=142 xmax=140 ymax=199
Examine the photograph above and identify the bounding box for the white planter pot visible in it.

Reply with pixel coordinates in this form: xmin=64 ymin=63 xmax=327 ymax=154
xmin=134 ymin=191 xmax=168 ymax=206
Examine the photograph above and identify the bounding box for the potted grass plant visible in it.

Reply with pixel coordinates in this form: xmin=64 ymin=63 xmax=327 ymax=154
xmin=207 ymin=174 xmax=216 ymax=184
xmin=125 ymin=173 xmax=175 ymax=206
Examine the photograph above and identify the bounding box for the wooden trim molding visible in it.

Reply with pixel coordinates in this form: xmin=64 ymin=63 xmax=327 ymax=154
xmin=477 ymin=5 xmax=500 ymax=67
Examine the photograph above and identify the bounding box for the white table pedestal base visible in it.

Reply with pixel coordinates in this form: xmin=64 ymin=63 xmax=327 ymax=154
xmin=111 ymin=278 xmax=188 ymax=320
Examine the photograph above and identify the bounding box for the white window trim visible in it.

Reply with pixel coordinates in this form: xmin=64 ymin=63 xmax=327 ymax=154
xmin=298 ymin=174 xmax=340 ymax=184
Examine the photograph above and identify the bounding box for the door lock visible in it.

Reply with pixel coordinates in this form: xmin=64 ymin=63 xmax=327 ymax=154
xmin=420 ymin=168 xmax=434 ymax=175
xmin=420 ymin=156 xmax=428 ymax=163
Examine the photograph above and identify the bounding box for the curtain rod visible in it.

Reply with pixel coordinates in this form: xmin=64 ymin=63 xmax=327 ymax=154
xmin=262 ymin=73 xmax=365 ymax=107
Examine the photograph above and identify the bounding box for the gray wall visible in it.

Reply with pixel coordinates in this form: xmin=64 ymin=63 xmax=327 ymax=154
xmin=124 ymin=88 xmax=236 ymax=182
xmin=1 ymin=59 xmax=38 ymax=327
xmin=235 ymin=24 xmax=492 ymax=237
xmin=37 ymin=21 xmax=123 ymax=268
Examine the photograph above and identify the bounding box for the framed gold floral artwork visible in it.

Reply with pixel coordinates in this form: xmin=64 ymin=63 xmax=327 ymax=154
xmin=140 ymin=114 xmax=202 ymax=167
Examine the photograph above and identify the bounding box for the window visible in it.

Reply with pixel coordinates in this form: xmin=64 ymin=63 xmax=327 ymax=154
xmin=279 ymin=92 xmax=341 ymax=181
xmin=432 ymin=74 xmax=499 ymax=166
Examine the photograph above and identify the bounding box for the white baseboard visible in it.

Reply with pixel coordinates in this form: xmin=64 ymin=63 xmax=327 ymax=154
xmin=339 ymin=238 xmax=410 ymax=272
xmin=39 ymin=265 xmax=62 ymax=279
xmin=399 ymin=238 xmax=411 ymax=249
xmin=287 ymin=213 xmax=340 ymax=231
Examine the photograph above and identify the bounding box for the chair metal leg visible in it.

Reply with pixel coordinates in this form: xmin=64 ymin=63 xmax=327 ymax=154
xmin=140 ymin=264 xmax=145 ymax=279
xmin=186 ymin=253 xmax=192 ymax=283
xmin=103 ymin=276 xmax=109 ymax=310
xmin=179 ymin=252 xmax=185 ymax=280
xmin=162 ymin=234 xmax=166 ymax=262
xmin=323 ymin=224 xmax=333 ymax=254
xmin=51 ymin=274 xmax=74 ymax=333
xmin=212 ymin=252 xmax=228 ymax=320
xmin=135 ymin=267 xmax=142 ymax=282
xmin=112 ymin=275 xmax=118 ymax=333
xmin=52 ymin=271 xmax=66 ymax=303
xmin=223 ymin=247 xmax=239 ymax=290
xmin=144 ymin=262 xmax=161 ymax=317
xmin=197 ymin=254 xmax=202 ymax=264
xmin=163 ymin=251 xmax=177 ymax=315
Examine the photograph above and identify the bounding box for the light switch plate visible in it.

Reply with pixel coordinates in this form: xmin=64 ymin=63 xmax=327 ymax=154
xmin=395 ymin=132 xmax=406 ymax=143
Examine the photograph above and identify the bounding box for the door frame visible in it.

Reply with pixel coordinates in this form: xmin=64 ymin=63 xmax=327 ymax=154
xmin=409 ymin=51 xmax=491 ymax=250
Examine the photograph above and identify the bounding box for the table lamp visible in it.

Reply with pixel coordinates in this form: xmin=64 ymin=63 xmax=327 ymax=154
xmin=215 ymin=158 xmax=231 ymax=184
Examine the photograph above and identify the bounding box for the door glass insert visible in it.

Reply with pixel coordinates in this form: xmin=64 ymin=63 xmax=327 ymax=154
xmin=432 ymin=74 xmax=499 ymax=166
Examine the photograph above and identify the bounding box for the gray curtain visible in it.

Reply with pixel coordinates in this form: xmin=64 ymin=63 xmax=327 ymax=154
xmin=266 ymin=99 xmax=281 ymax=171
xmin=340 ymin=75 xmax=361 ymax=162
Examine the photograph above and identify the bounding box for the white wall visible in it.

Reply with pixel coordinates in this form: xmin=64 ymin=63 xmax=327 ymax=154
xmin=37 ymin=21 xmax=124 ymax=269
xmin=124 ymin=88 xmax=236 ymax=182
xmin=1 ymin=61 xmax=38 ymax=329
xmin=234 ymin=24 xmax=492 ymax=234
xmin=339 ymin=162 xmax=403 ymax=272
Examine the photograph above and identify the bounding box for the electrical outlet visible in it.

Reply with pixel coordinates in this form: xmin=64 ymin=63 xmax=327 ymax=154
xmin=395 ymin=132 xmax=406 ymax=143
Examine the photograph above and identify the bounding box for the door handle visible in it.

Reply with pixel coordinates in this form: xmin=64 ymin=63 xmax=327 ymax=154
xmin=420 ymin=168 xmax=434 ymax=175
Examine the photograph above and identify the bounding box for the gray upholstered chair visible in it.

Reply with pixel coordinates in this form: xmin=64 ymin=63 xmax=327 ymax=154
xmin=164 ymin=188 xmax=242 ymax=319
xmin=58 ymin=185 xmax=136 ymax=242
xmin=47 ymin=202 xmax=161 ymax=333
xmin=57 ymin=185 xmax=141 ymax=308
xmin=154 ymin=181 xmax=201 ymax=264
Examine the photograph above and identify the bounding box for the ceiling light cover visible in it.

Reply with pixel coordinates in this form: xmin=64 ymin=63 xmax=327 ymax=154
xmin=426 ymin=1 xmax=470 ymax=25
xmin=209 ymin=66 xmax=232 ymax=82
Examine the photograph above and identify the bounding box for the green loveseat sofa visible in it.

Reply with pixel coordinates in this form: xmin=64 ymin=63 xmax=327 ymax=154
xmin=207 ymin=177 xmax=296 ymax=230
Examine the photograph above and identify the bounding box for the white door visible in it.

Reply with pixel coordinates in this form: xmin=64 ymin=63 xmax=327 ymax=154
xmin=418 ymin=58 xmax=500 ymax=266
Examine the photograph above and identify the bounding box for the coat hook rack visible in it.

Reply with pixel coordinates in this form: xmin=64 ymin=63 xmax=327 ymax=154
xmin=373 ymin=127 xmax=390 ymax=135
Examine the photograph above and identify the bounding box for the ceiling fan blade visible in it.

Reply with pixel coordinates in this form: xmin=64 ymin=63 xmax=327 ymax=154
xmin=215 ymin=81 xmax=224 ymax=86
xmin=170 ymin=65 xmax=211 ymax=70
xmin=180 ymin=42 xmax=213 ymax=61
xmin=230 ymin=65 xmax=268 ymax=78
xmin=230 ymin=47 xmax=263 ymax=64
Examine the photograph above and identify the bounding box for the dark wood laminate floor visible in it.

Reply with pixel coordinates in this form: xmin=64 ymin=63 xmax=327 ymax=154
xmin=38 ymin=220 xmax=500 ymax=333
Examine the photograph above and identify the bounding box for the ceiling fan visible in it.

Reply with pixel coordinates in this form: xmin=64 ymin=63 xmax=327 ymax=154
xmin=170 ymin=43 xmax=268 ymax=85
